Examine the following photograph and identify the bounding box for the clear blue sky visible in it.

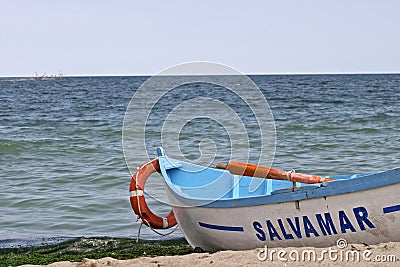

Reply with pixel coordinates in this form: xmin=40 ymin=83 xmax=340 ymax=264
xmin=1 ymin=0 xmax=400 ymax=76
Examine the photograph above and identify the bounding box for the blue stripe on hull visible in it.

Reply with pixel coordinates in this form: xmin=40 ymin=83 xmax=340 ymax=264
xmin=198 ymin=222 xmax=244 ymax=232
xmin=383 ymin=204 xmax=400 ymax=214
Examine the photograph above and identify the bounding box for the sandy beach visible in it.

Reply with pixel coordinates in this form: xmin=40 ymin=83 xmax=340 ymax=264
xmin=19 ymin=241 xmax=399 ymax=267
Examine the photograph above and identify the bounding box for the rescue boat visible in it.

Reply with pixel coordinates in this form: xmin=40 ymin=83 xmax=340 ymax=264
xmin=129 ymin=147 xmax=400 ymax=251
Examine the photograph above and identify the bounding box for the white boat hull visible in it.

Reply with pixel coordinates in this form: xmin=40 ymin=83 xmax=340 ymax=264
xmin=167 ymin=183 xmax=400 ymax=251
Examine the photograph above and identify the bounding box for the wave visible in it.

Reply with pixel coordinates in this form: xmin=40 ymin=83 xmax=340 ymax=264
xmin=0 ymin=141 xmax=25 ymax=155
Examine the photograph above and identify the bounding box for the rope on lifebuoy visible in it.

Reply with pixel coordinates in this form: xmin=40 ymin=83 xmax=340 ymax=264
xmin=286 ymin=169 xmax=296 ymax=181
xmin=129 ymin=158 xmax=177 ymax=232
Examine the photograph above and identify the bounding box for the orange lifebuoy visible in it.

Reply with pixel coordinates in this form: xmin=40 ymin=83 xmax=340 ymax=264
xmin=129 ymin=158 xmax=177 ymax=229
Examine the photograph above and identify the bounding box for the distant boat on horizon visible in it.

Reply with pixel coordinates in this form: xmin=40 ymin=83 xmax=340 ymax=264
xmin=34 ymin=71 xmax=64 ymax=81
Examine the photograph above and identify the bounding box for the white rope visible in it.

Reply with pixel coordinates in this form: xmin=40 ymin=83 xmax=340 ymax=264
xmin=286 ymin=169 xmax=296 ymax=181
xmin=135 ymin=219 xmax=179 ymax=242
xmin=143 ymin=218 xmax=179 ymax=236
xmin=136 ymin=221 xmax=144 ymax=243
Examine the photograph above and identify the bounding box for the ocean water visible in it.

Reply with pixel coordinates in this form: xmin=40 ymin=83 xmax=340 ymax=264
xmin=1 ymin=74 xmax=399 ymax=246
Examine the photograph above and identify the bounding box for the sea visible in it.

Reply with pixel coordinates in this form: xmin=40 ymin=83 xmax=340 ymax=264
xmin=1 ymin=74 xmax=399 ymax=247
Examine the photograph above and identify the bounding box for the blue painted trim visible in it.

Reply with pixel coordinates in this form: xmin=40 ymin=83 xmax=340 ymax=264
xmin=157 ymin=147 xmax=164 ymax=157
xmin=198 ymin=222 xmax=244 ymax=232
xmin=383 ymin=204 xmax=400 ymax=214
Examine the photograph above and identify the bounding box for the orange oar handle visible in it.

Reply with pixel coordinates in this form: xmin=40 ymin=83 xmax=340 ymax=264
xmin=216 ymin=161 xmax=333 ymax=184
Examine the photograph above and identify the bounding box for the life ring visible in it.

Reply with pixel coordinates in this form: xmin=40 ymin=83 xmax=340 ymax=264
xmin=129 ymin=158 xmax=177 ymax=229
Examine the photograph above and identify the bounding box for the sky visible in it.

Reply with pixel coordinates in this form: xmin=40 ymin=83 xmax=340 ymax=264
xmin=1 ymin=0 xmax=400 ymax=76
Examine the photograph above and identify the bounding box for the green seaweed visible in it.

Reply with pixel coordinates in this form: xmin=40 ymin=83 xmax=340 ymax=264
xmin=0 ymin=237 xmax=195 ymax=267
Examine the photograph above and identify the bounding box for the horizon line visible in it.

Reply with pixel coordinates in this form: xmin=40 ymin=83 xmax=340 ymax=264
xmin=1 ymin=71 xmax=400 ymax=78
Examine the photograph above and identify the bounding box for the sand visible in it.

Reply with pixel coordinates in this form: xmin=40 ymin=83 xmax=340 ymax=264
xmin=19 ymin=241 xmax=399 ymax=267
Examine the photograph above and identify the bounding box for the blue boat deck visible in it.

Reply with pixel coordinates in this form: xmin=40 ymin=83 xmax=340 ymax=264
xmin=159 ymin=157 xmax=364 ymax=200
xmin=158 ymin=155 xmax=400 ymax=208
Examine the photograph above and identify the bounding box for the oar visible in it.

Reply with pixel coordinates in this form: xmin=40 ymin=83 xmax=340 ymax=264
xmin=216 ymin=161 xmax=334 ymax=184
